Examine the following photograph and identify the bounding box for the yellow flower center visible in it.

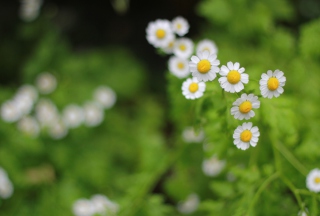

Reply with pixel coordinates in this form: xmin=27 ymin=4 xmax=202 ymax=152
xmin=240 ymin=130 xmax=252 ymax=142
xmin=189 ymin=83 xmax=199 ymax=93
xmin=156 ymin=29 xmax=166 ymax=39
xmin=177 ymin=62 xmax=184 ymax=69
xmin=239 ymin=101 xmax=252 ymax=114
xmin=227 ymin=70 xmax=241 ymax=84
xmin=168 ymin=41 xmax=174 ymax=48
xmin=179 ymin=44 xmax=186 ymax=51
xmin=315 ymin=177 xmax=320 ymax=184
xmin=176 ymin=23 xmax=182 ymax=29
xmin=267 ymin=77 xmax=279 ymax=91
xmin=197 ymin=60 xmax=211 ymax=74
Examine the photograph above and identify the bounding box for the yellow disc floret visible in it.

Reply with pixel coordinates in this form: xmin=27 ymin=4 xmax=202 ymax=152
xmin=189 ymin=83 xmax=199 ymax=93
xmin=177 ymin=62 xmax=185 ymax=69
xmin=227 ymin=70 xmax=241 ymax=84
xmin=315 ymin=177 xmax=320 ymax=184
xmin=267 ymin=77 xmax=279 ymax=91
xmin=176 ymin=23 xmax=182 ymax=29
xmin=179 ymin=44 xmax=186 ymax=51
xmin=240 ymin=130 xmax=252 ymax=142
xmin=156 ymin=29 xmax=166 ymax=39
xmin=239 ymin=101 xmax=252 ymax=114
xmin=197 ymin=60 xmax=211 ymax=74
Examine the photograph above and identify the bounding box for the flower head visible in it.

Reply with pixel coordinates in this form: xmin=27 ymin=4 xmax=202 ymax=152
xmin=259 ymin=69 xmax=286 ymax=99
xmin=146 ymin=19 xmax=174 ymax=48
xmin=171 ymin=16 xmax=189 ymax=36
xmin=233 ymin=122 xmax=260 ymax=150
xmin=62 ymin=104 xmax=84 ymax=129
xmin=72 ymin=198 xmax=96 ymax=216
xmin=231 ymin=93 xmax=260 ymax=120
xmin=177 ymin=194 xmax=199 ymax=214
xmin=306 ymin=168 xmax=320 ymax=193
xmin=162 ymin=36 xmax=176 ymax=54
xmin=17 ymin=116 xmax=40 ymax=137
xmin=219 ymin=62 xmax=249 ymax=93
xmin=0 ymin=167 xmax=14 ymax=199
xmin=173 ymin=37 xmax=194 ymax=59
xmin=202 ymin=155 xmax=226 ymax=177
xmin=189 ymin=50 xmax=220 ymax=82
xmin=36 ymin=72 xmax=57 ymax=94
xmin=83 ymin=102 xmax=104 ymax=127
xmin=93 ymin=86 xmax=117 ymax=109
xmin=196 ymin=39 xmax=218 ymax=55
xmin=182 ymin=77 xmax=206 ymax=100
xmin=168 ymin=56 xmax=190 ymax=78
xmin=182 ymin=127 xmax=205 ymax=143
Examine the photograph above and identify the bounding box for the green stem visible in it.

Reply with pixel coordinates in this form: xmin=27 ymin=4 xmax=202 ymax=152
xmin=281 ymin=175 xmax=304 ymax=210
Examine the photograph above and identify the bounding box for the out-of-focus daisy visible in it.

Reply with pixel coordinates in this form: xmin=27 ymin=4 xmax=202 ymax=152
xmin=48 ymin=119 xmax=68 ymax=140
xmin=83 ymin=102 xmax=104 ymax=127
xmin=1 ymin=100 xmax=23 ymax=123
xmin=182 ymin=77 xmax=206 ymax=100
xmin=231 ymin=93 xmax=260 ymax=120
xmin=306 ymin=168 xmax=320 ymax=193
xmin=16 ymin=84 xmax=38 ymax=103
xmin=17 ymin=116 xmax=40 ymax=137
xmin=146 ymin=19 xmax=174 ymax=48
xmin=162 ymin=36 xmax=176 ymax=54
xmin=35 ymin=99 xmax=59 ymax=127
xmin=171 ymin=16 xmax=189 ymax=36
xmin=93 ymin=86 xmax=117 ymax=109
xmin=19 ymin=0 xmax=43 ymax=22
xmin=173 ymin=37 xmax=194 ymax=59
xmin=202 ymin=155 xmax=226 ymax=177
xmin=91 ymin=194 xmax=119 ymax=215
xmin=177 ymin=193 xmax=200 ymax=214
xmin=168 ymin=56 xmax=190 ymax=78
xmin=219 ymin=62 xmax=248 ymax=93
xmin=62 ymin=104 xmax=84 ymax=129
xmin=72 ymin=198 xmax=96 ymax=216
xmin=196 ymin=39 xmax=218 ymax=55
xmin=233 ymin=122 xmax=260 ymax=150
xmin=259 ymin=69 xmax=286 ymax=99
xmin=0 ymin=167 xmax=14 ymax=199
xmin=36 ymin=72 xmax=57 ymax=94
xmin=182 ymin=127 xmax=205 ymax=143
xmin=189 ymin=50 xmax=220 ymax=82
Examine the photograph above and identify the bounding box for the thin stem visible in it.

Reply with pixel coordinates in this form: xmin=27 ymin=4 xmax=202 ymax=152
xmin=281 ymin=175 xmax=304 ymax=210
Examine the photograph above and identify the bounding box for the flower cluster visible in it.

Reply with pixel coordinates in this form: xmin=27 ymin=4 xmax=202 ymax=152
xmin=1 ymin=72 xmax=116 ymax=140
xmin=146 ymin=17 xmax=287 ymax=151
xmin=0 ymin=167 xmax=14 ymax=199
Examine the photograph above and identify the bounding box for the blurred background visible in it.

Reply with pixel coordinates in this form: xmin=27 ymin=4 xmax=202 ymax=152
xmin=0 ymin=0 xmax=320 ymax=215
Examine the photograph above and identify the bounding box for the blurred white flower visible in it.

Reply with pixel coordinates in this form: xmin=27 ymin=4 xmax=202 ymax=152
xmin=0 ymin=167 xmax=14 ymax=199
xmin=162 ymin=37 xmax=176 ymax=54
xmin=1 ymin=100 xmax=23 ymax=122
xmin=177 ymin=193 xmax=199 ymax=214
xmin=62 ymin=104 xmax=85 ymax=129
xmin=16 ymin=84 xmax=38 ymax=103
xmin=196 ymin=39 xmax=218 ymax=55
xmin=17 ymin=116 xmax=40 ymax=137
xmin=306 ymin=168 xmax=320 ymax=193
xmin=72 ymin=198 xmax=96 ymax=216
xmin=168 ymin=56 xmax=190 ymax=79
xmin=173 ymin=37 xmax=194 ymax=59
xmin=36 ymin=72 xmax=57 ymax=94
xmin=83 ymin=102 xmax=104 ymax=127
xmin=171 ymin=16 xmax=189 ymax=36
xmin=48 ymin=119 xmax=68 ymax=140
xmin=91 ymin=194 xmax=119 ymax=215
xmin=35 ymin=99 xmax=60 ymax=127
xmin=202 ymin=155 xmax=226 ymax=177
xmin=93 ymin=86 xmax=117 ymax=109
xmin=182 ymin=127 xmax=205 ymax=143
xmin=19 ymin=0 xmax=43 ymax=22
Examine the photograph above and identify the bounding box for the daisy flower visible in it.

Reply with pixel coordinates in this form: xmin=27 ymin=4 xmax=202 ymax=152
xmin=233 ymin=122 xmax=260 ymax=150
xmin=182 ymin=77 xmax=206 ymax=100
xmin=306 ymin=168 xmax=320 ymax=193
xmin=93 ymin=86 xmax=117 ymax=109
xmin=231 ymin=93 xmax=260 ymax=120
xmin=162 ymin=36 xmax=176 ymax=54
xmin=36 ymin=72 xmax=57 ymax=94
xmin=177 ymin=194 xmax=199 ymax=215
xmin=196 ymin=39 xmax=218 ymax=55
xmin=171 ymin=16 xmax=189 ymax=36
xmin=202 ymin=155 xmax=226 ymax=177
xmin=189 ymin=50 xmax=220 ymax=82
xmin=173 ymin=37 xmax=194 ymax=59
xmin=62 ymin=104 xmax=84 ymax=129
xmin=218 ymin=62 xmax=249 ymax=93
xmin=168 ymin=56 xmax=190 ymax=78
xmin=259 ymin=69 xmax=286 ymax=99
xmin=146 ymin=19 xmax=174 ymax=48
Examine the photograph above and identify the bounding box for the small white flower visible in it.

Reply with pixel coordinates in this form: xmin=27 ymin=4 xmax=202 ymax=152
xmin=19 ymin=0 xmax=43 ymax=22
xmin=36 ymin=72 xmax=57 ymax=94
xmin=91 ymin=194 xmax=119 ymax=215
xmin=72 ymin=198 xmax=96 ymax=216
xmin=173 ymin=37 xmax=194 ymax=59
xmin=83 ymin=102 xmax=104 ymax=127
xmin=233 ymin=122 xmax=260 ymax=150
xmin=168 ymin=56 xmax=190 ymax=78
xmin=1 ymin=100 xmax=23 ymax=122
xmin=171 ymin=16 xmax=189 ymax=36
xmin=146 ymin=19 xmax=175 ymax=48
xmin=259 ymin=69 xmax=286 ymax=99
xmin=162 ymin=36 xmax=176 ymax=54
xmin=231 ymin=93 xmax=260 ymax=120
xmin=182 ymin=77 xmax=206 ymax=100
xmin=48 ymin=119 xmax=68 ymax=140
xmin=0 ymin=167 xmax=14 ymax=199
xmin=35 ymin=99 xmax=59 ymax=127
xmin=202 ymin=155 xmax=226 ymax=177
xmin=177 ymin=193 xmax=200 ymax=214
xmin=189 ymin=50 xmax=220 ymax=82
xmin=62 ymin=104 xmax=85 ymax=129
xmin=17 ymin=116 xmax=40 ymax=137
xmin=306 ymin=168 xmax=320 ymax=193
xmin=196 ymin=39 xmax=218 ymax=55
xmin=182 ymin=127 xmax=205 ymax=143
xmin=93 ymin=86 xmax=117 ymax=109
xmin=219 ymin=62 xmax=249 ymax=93
xmin=16 ymin=84 xmax=38 ymax=103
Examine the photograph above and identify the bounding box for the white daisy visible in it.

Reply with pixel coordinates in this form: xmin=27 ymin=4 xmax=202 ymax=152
xmin=17 ymin=116 xmax=40 ymax=137
xmin=36 ymin=72 xmax=57 ymax=94
xmin=259 ymin=69 xmax=286 ymax=99
xmin=146 ymin=19 xmax=174 ymax=48
xmin=168 ymin=56 xmax=190 ymax=78
xmin=72 ymin=198 xmax=96 ymax=216
xmin=1 ymin=100 xmax=23 ymax=123
xmin=91 ymin=194 xmax=119 ymax=215
xmin=162 ymin=36 xmax=176 ymax=54
xmin=189 ymin=50 xmax=220 ymax=82
xmin=202 ymin=155 xmax=226 ymax=177
xmin=171 ymin=16 xmax=189 ymax=36
xmin=19 ymin=0 xmax=43 ymax=22
xmin=16 ymin=84 xmax=38 ymax=103
xmin=231 ymin=93 xmax=260 ymax=120
xmin=47 ymin=119 xmax=68 ymax=140
xmin=0 ymin=167 xmax=14 ymax=199
xmin=182 ymin=77 xmax=206 ymax=100
xmin=196 ymin=39 xmax=218 ymax=55
xmin=182 ymin=127 xmax=205 ymax=143
xmin=306 ymin=168 xmax=320 ymax=193
xmin=218 ymin=62 xmax=249 ymax=93
xmin=62 ymin=104 xmax=85 ymax=129
xmin=233 ymin=122 xmax=260 ymax=150
xmin=93 ymin=86 xmax=117 ymax=109
xmin=177 ymin=193 xmax=199 ymax=215
xmin=35 ymin=99 xmax=59 ymax=128
xmin=83 ymin=102 xmax=104 ymax=127
xmin=173 ymin=37 xmax=194 ymax=59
